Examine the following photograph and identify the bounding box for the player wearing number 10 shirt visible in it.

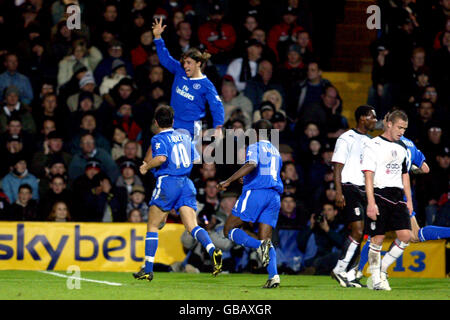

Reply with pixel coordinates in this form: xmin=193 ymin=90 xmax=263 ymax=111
xmin=217 ymin=120 xmax=283 ymax=289
xmin=133 ymin=105 xmax=223 ymax=282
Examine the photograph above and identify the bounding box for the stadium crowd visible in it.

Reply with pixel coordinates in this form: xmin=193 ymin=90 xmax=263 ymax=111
xmin=0 ymin=0 xmax=448 ymax=274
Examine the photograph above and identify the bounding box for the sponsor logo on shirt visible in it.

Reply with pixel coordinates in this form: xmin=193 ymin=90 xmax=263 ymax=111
xmin=176 ymin=86 xmax=195 ymax=101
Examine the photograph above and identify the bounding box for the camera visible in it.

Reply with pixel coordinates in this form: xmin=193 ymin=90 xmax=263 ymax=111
xmin=314 ymin=212 xmax=325 ymax=224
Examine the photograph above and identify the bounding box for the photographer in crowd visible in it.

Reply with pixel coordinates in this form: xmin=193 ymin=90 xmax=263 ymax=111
xmin=297 ymin=202 xmax=345 ymax=275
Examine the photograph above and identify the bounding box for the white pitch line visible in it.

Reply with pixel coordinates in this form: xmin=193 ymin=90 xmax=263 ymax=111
xmin=39 ymin=271 xmax=123 ymax=286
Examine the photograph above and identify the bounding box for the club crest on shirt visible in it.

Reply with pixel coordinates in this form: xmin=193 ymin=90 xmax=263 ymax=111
xmin=391 ymin=150 xmax=397 ymax=158
xmin=155 ymin=143 xmax=161 ymax=150
xmin=193 ymin=83 xmax=201 ymax=90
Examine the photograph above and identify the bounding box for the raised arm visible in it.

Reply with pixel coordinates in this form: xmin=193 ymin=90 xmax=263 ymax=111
xmin=152 ymin=18 xmax=182 ymax=74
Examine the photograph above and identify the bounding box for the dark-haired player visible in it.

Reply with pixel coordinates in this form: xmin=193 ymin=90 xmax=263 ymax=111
xmin=217 ymin=120 xmax=283 ymax=288
xmin=133 ymin=105 xmax=222 ymax=282
xmin=330 ymin=105 xmax=377 ymax=288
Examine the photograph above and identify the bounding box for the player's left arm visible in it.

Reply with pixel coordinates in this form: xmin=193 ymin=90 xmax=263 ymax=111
xmin=204 ymin=82 xmax=225 ymax=130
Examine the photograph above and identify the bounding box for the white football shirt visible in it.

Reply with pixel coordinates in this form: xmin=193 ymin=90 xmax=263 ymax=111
xmin=361 ymin=136 xmax=408 ymax=189
xmin=332 ymin=129 xmax=371 ymax=186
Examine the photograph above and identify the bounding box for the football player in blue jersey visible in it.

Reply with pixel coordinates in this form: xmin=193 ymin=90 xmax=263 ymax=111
xmin=133 ymin=105 xmax=223 ymax=282
xmin=217 ymin=120 xmax=284 ymax=288
xmin=152 ymin=18 xmax=224 ymax=140
xmin=358 ymin=113 xmax=450 ymax=286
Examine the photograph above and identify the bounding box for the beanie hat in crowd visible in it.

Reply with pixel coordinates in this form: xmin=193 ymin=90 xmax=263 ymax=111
xmin=79 ymin=72 xmax=96 ymax=88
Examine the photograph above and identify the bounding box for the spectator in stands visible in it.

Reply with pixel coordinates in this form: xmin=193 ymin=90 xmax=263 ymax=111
xmin=0 ymin=188 xmax=11 ymax=221
xmin=9 ymin=184 xmax=39 ymax=221
xmin=111 ymin=126 xmax=129 ymax=161
xmin=128 ymin=208 xmax=144 ymax=223
xmin=250 ymin=28 xmax=278 ymax=66
xmin=235 ymin=14 xmax=260 ymax=55
xmin=46 ymin=201 xmax=71 ymax=222
xmin=0 ymin=116 xmax=34 ymax=161
xmin=93 ymin=40 xmax=134 ymax=86
xmin=168 ymin=20 xmax=198 ymax=61
xmin=70 ymin=112 xmax=111 ymax=154
xmin=431 ymin=30 xmax=450 ymax=106
xmin=293 ymin=30 xmax=314 ymax=65
xmin=112 ymin=103 xmax=142 ymax=142
xmin=253 ymin=89 xmax=285 ymax=122
xmin=92 ymin=3 xmax=122 ymax=45
xmin=39 ymin=174 xmax=72 ymax=220
xmin=116 ymin=140 xmax=143 ymax=168
xmin=71 ymin=159 xmax=101 ymax=220
xmin=0 ymin=85 xmax=36 ymax=134
xmin=99 ymin=59 xmax=130 ymax=96
xmin=51 ymin=20 xmax=75 ymax=62
xmin=37 ymin=154 xmax=68 ymax=198
xmin=67 ymin=72 xmax=103 ymax=113
xmin=68 ymin=133 xmax=119 ymax=182
xmin=407 ymin=99 xmax=436 ymax=145
xmin=198 ymin=2 xmax=236 ymax=76
xmin=226 ymin=39 xmax=263 ymax=92
xmin=198 ymin=178 xmax=220 ymax=211
xmin=244 ymin=60 xmax=285 ymax=111
xmin=397 ymin=47 xmax=428 ymax=107
xmin=32 ymin=93 xmax=68 ymax=137
xmin=288 ymin=61 xmax=331 ymax=121
xmin=83 ymin=172 xmax=128 ymax=222
xmin=127 ymin=184 xmax=149 ymax=222
xmin=297 ymin=202 xmax=345 ymax=275
xmin=0 ymin=53 xmax=34 ymax=105
xmin=420 ymin=122 xmax=447 ymax=170
xmin=1 ymin=157 xmax=39 ymax=204
xmin=423 ymin=146 xmax=450 ymax=225
xmin=272 ymin=111 xmax=296 ymax=149
xmin=181 ymin=205 xmax=233 ymax=273
xmin=268 ymin=6 xmax=304 ymax=62
xmin=368 ymin=40 xmax=394 ymax=119
xmin=297 ymin=84 xmax=343 ymax=134
xmin=215 ymin=191 xmax=238 ymax=224
xmin=115 ymin=160 xmax=144 ymax=197
xmin=131 ymin=28 xmax=156 ymax=68
xmin=57 ymin=39 xmax=102 ymax=89
xmin=193 ymin=162 xmax=217 ymax=199
xmin=57 ymin=62 xmax=88 ymax=105
xmin=30 ymin=130 xmax=72 ymax=179
xmin=277 ymin=44 xmax=306 ymax=90
xmin=220 ymin=76 xmax=253 ymax=127
xmin=0 ymin=135 xmax=27 ymax=180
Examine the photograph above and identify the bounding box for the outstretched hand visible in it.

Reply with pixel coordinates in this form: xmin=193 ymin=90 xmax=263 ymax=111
xmin=217 ymin=180 xmax=230 ymax=191
xmin=152 ymin=18 xmax=167 ymax=39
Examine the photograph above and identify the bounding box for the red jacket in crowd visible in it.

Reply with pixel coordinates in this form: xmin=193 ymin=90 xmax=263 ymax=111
xmin=268 ymin=23 xmax=305 ymax=61
xmin=198 ymin=21 xmax=236 ymax=55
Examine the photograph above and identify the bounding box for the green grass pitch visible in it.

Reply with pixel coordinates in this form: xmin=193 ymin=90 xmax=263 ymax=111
xmin=1 ymin=271 xmax=449 ymax=300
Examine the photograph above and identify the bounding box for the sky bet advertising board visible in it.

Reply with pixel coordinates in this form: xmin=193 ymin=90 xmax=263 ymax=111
xmin=0 ymin=222 xmax=446 ymax=277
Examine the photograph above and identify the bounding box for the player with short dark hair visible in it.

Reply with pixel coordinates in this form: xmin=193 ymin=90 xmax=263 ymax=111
xmin=133 ymin=105 xmax=222 ymax=282
xmin=362 ymin=110 xmax=413 ymax=291
xmin=330 ymin=105 xmax=377 ymax=288
xmin=217 ymin=119 xmax=283 ymax=288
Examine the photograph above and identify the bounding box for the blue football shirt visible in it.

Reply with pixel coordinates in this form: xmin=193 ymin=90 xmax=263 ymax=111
xmin=400 ymin=136 xmax=426 ymax=172
xmin=150 ymin=128 xmax=199 ymax=178
xmin=243 ymin=140 xmax=284 ymax=194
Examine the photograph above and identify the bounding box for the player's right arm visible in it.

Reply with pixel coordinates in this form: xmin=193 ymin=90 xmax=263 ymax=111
xmin=334 ymin=162 xmax=345 ymax=209
xmin=217 ymin=162 xmax=257 ymax=191
xmin=331 ymin=136 xmax=349 ymax=210
xmin=217 ymin=143 xmax=258 ymax=191
xmin=152 ymin=18 xmax=182 ymax=74
xmin=361 ymin=141 xmax=378 ymax=220
xmin=140 ymin=135 xmax=168 ymax=175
